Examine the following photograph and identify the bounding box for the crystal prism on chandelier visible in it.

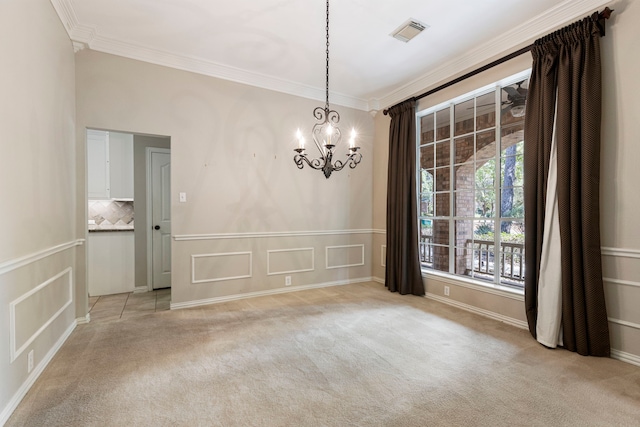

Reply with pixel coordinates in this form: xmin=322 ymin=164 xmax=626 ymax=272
xmin=293 ymin=0 xmax=362 ymax=179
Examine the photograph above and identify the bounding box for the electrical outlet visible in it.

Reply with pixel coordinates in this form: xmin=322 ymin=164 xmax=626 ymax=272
xmin=285 ymin=276 xmax=292 ymax=286
xmin=444 ymin=286 xmax=450 ymax=296
xmin=28 ymin=350 xmax=34 ymax=373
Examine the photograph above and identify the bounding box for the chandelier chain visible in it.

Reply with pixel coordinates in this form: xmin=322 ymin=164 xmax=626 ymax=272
xmin=325 ymin=0 xmax=330 ymax=110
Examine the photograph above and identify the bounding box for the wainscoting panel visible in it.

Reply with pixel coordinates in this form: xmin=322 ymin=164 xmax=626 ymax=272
xmin=326 ymin=244 xmax=365 ymax=270
xmin=381 ymin=245 xmax=386 ymax=267
xmin=603 ymin=277 xmax=640 ymax=325
xmin=267 ymin=248 xmax=314 ymax=276
xmin=172 ymin=230 xmax=373 ymax=305
xmin=601 ymin=247 xmax=640 ymax=365
xmin=191 ymin=252 xmax=253 ymax=284
xmin=10 ymin=267 xmax=73 ymax=362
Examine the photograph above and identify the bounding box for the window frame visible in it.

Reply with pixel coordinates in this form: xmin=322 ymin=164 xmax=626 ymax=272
xmin=416 ymin=70 xmax=531 ymax=295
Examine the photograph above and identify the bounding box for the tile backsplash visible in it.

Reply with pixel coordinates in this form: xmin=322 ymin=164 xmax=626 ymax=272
xmin=88 ymin=200 xmax=134 ymax=230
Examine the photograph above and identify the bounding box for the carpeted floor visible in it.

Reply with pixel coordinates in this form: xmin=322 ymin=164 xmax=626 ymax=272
xmin=7 ymin=282 xmax=640 ymax=426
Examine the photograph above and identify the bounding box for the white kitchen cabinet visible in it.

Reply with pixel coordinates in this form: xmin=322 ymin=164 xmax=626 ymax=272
xmin=88 ymin=231 xmax=135 ymax=296
xmin=108 ymin=132 xmax=134 ymax=199
xmin=87 ymin=130 xmax=110 ymax=199
xmin=87 ymin=130 xmax=134 ymax=200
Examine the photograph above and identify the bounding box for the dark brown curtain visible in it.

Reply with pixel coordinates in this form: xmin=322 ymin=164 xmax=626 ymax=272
xmin=385 ymin=100 xmax=424 ymax=296
xmin=524 ymin=13 xmax=610 ymax=356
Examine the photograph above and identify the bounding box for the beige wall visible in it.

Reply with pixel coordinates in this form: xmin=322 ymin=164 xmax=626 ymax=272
xmin=372 ymin=2 xmax=640 ymax=363
xmin=0 ymin=0 xmax=78 ymax=422
xmin=599 ymin=0 xmax=640 ymax=362
xmin=75 ymin=50 xmax=375 ymax=305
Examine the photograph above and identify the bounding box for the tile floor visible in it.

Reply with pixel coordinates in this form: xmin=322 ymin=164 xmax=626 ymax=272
xmin=88 ymin=288 xmax=171 ymax=323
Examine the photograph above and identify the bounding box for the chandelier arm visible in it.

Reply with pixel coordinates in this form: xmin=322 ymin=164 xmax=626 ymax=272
xmin=332 ymin=159 xmax=346 ymax=172
xmin=294 ymin=153 xmax=325 ymax=171
xmin=348 ymin=152 xmax=363 ymax=168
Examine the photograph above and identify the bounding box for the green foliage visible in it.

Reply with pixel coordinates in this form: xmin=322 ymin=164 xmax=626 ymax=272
xmin=474 ymin=142 xmax=524 ymax=220
xmin=474 ymin=231 xmax=525 ymax=244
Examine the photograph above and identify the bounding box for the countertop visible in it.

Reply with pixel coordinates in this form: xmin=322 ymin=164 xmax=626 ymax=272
xmin=88 ymin=227 xmax=134 ymax=232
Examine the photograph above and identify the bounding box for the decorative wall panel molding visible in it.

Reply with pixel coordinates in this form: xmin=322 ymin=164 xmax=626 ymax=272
xmin=381 ymin=245 xmax=386 ymax=267
xmin=326 ymin=244 xmax=365 ymax=270
xmin=191 ymin=252 xmax=253 ymax=284
xmin=267 ymin=248 xmax=314 ymax=276
xmin=10 ymin=268 xmax=73 ymax=362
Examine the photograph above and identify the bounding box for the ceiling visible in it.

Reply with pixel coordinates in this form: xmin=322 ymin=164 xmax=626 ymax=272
xmin=51 ymin=0 xmax=610 ymax=111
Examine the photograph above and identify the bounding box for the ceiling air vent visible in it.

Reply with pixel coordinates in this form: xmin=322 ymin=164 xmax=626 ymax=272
xmin=391 ymin=19 xmax=428 ymax=43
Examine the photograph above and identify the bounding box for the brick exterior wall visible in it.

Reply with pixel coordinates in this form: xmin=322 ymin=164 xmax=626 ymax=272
xmin=420 ymin=104 xmax=524 ymax=275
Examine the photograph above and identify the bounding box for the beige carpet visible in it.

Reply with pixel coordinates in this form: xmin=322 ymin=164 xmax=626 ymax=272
xmin=7 ymin=282 xmax=640 ymax=426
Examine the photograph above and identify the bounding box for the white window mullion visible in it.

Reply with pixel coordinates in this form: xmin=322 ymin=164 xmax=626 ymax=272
xmin=494 ymin=86 xmax=502 ymax=286
xmin=449 ymin=103 xmax=455 ymax=275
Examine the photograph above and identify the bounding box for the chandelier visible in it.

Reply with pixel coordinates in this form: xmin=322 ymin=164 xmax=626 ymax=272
xmin=293 ymin=0 xmax=362 ymax=179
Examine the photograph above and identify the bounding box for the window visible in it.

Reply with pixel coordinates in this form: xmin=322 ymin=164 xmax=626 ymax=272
xmin=418 ymin=72 xmax=529 ymax=289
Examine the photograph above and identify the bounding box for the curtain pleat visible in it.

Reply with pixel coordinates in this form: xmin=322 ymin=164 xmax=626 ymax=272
xmin=524 ymin=13 xmax=610 ymax=356
xmin=385 ymin=100 xmax=424 ymax=296
xmin=524 ymin=39 xmax=558 ymax=339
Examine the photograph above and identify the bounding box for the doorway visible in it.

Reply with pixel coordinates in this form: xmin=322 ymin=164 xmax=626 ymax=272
xmin=85 ymin=130 xmax=171 ymax=297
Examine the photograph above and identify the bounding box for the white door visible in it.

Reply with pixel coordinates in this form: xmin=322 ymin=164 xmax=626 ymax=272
xmin=150 ymin=150 xmax=171 ymax=289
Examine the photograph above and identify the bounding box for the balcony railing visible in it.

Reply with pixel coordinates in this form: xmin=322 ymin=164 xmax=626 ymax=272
xmin=420 ymin=236 xmax=434 ymax=265
xmin=419 ymin=237 xmax=524 ymax=287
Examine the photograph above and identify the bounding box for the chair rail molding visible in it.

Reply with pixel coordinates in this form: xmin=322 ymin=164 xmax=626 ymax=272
xmin=174 ymin=229 xmax=378 ymax=241
xmin=0 ymin=239 xmax=84 ymax=276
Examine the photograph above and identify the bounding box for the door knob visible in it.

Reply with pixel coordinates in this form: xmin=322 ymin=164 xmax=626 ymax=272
xmin=154 ymin=225 xmax=160 ymax=230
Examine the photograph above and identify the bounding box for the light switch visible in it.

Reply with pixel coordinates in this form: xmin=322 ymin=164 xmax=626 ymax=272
xmin=179 ymin=192 xmax=187 ymax=203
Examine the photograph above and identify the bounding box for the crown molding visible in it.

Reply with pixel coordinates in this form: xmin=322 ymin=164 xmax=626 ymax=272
xmin=50 ymin=0 xmax=370 ymax=111
xmin=374 ymin=0 xmax=614 ymax=109
xmin=51 ymin=0 xmax=611 ymax=114
xmin=49 ymin=0 xmax=77 ymax=32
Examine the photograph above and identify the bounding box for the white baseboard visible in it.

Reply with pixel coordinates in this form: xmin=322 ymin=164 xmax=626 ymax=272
xmin=0 ymin=320 xmax=77 ymax=426
xmin=372 ymin=276 xmax=385 ymax=285
xmin=425 ymin=292 xmax=529 ymax=330
xmin=133 ymin=286 xmax=149 ymax=294
xmin=76 ymin=313 xmax=90 ymax=324
xmin=610 ymin=348 xmax=640 ymax=367
xmin=170 ymin=277 xmax=376 ymax=310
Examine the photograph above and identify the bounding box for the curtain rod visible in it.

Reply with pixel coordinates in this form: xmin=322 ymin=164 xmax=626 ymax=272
xmin=383 ymin=7 xmax=614 ymax=115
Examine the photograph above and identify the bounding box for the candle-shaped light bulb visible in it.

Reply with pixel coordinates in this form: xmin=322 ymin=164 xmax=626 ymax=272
xmin=350 ymin=128 xmax=356 ymax=148
xmin=326 ymin=124 xmax=333 ymax=146
xmin=296 ymin=129 xmax=304 ymax=149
